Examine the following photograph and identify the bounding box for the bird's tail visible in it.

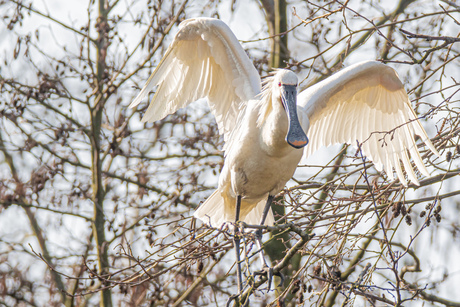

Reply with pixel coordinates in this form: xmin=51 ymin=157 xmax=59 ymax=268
xmin=194 ymin=190 xmax=274 ymax=228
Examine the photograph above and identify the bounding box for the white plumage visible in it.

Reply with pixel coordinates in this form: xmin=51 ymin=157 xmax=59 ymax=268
xmin=130 ymin=17 xmax=439 ymax=228
xmin=299 ymin=61 xmax=438 ymax=186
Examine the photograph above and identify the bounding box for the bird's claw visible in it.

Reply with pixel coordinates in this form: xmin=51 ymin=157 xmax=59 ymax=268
xmin=226 ymin=294 xmax=238 ymax=307
xmin=254 ymin=265 xmax=284 ymax=290
xmin=227 ymin=294 xmax=250 ymax=307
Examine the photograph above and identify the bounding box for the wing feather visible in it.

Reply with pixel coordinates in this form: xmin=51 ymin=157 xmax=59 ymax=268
xmin=130 ymin=18 xmax=261 ymax=141
xmin=298 ymin=61 xmax=439 ymax=185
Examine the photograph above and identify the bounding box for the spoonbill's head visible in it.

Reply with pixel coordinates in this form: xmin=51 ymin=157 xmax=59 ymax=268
xmin=273 ymin=70 xmax=309 ymax=149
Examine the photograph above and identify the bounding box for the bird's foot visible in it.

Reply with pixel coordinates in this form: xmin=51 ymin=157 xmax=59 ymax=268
xmin=253 ymin=264 xmax=284 ymax=291
xmin=227 ymin=294 xmax=250 ymax=307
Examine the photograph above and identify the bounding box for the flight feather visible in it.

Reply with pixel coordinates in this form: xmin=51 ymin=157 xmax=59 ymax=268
xmin=297 ymin=61 xmax=439 ymax=185
xmin=130 ymin=18 xmax=261 ymax=142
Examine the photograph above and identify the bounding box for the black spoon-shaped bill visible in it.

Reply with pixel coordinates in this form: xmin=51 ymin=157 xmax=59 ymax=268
xmin=280 ymin=84 xmax=309 ymax=149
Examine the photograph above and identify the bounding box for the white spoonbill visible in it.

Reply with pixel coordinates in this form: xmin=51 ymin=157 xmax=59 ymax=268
xmin=130 ymin=17 xmax=439 ymax=296
xmin=130 ymin=17 xmax=438 ymax=229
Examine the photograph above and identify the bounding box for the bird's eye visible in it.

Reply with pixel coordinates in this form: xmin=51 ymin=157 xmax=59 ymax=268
xmin=278 ymin=82 xmax=282 ymax=87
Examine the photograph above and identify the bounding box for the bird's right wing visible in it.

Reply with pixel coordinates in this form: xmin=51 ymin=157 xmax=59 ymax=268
xmin=130 ymin=18 xmax=261 ymax=141
xmin=298 ymin=61 xmax=439 ymax=185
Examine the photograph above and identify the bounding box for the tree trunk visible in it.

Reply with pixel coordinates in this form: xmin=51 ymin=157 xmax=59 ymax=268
xmin=261 ymin=0 xmax=289 ymax=69
xmin=91 ymin=0 xmax=112 ymax=306
xmin=260 ymin=1 xmax=300 ymax=305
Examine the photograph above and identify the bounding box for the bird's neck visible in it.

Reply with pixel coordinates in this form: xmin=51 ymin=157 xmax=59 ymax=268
xmin=259 ymin=98 xmax=291 ymax=156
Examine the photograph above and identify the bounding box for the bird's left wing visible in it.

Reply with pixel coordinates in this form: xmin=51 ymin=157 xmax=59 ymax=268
xmin=130 ymin=18 xmax=261 ymax=141
xmin=298 ymin=61 xmax=439 ymax=185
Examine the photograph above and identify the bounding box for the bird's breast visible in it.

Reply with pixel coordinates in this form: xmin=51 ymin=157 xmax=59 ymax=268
xmin=226 ymin=122 xmax=303 ymax=200
xmin=220 ymin=101 xmax=304 ymax=201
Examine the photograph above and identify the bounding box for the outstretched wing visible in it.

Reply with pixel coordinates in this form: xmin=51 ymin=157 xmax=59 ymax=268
xmin=130 ymin=18 xmax=261 ymax=141
xmin=298 ymin=61 xmax=438 ymax=185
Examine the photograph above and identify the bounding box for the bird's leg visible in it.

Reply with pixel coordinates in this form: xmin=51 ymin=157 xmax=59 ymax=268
xmin=254 ymin=195 xmax=284 ymax=290
xmin=234 ymin=195 xmax=243 ymax=294
xmin=255 ymin=195 xmax=273 ymax=267
xmin=227 ymin=195 xmax=248 ymax=307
